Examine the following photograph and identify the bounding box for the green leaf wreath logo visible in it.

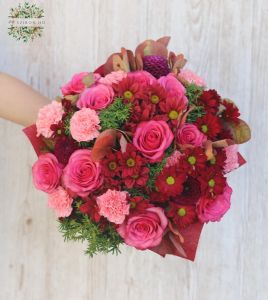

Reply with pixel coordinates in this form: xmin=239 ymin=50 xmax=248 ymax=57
xmin=8 ymin=2 xmax=45 ymax=42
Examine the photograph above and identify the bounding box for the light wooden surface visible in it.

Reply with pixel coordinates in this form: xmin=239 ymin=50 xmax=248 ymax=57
xmin=0 ymin=0 xmax=267 ymax=299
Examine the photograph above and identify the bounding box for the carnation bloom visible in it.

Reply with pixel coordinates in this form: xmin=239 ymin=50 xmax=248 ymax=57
xmin=77 ymin=83 xmax=114 ymax=110
xmin=48 ymin=186 xmax=73 ymax=218
xmin=167 ymin=203 xmax=197 ymax=228
xmin=61 ymin=72 xmax=89 ymax=96
xmin=197 ymin=184 xmax=232 ymax=223
xmin=98 ymin=70 xmax=127 ymax=85
xmin=198 ymin=90 xmax=221 ymax=114
xmin=177 ymin=124 xmax=207 ymax=146
xmin=178 ymin=69 xmax=206 ymax=87
xmin=224 ymin=144 xmax=239 ymax=173
xmin=96 ymin=189 xmax=130 ymax=224
xmin=70 ymin=108 xmax=101 ymax=142
xmin=117 ymin=207 xmax=168 ymax=250
xmin=155 ymin=165 xmax=186 ymax=197
xmin=195 ymin=113 xmax=222 ymax=140
xmin=36 ymin=101 xmax=64 ymax=138
xmin=32 ymin=153 xmax=62 ymax=193
xmin=165 ymin=150 xmax=182 ymax=168
xmin=62 ymin=149 xmax=103 ymax=197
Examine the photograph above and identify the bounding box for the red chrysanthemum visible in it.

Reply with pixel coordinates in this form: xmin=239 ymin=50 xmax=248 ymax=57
xmin=167 ymin=202 xmax=197 ymax=228
xmin=198 ymin=168 xmax=227 ymax=197
xmin=54 ymin=136 xmax=79 ymax=165
xmin=124 ymin=167 xmax=149 ymax=189
xmin=179 ymin=147 xmax=207 ymax=177
xmin=147 ymin=81 xmax=166 ymax=105
xmin=155 ymin=166 xmax=186 ymax=197
xmin=221 ymin=100 xmax=240 ymax=123
xmin=114 ymin=75 xmax=147 ymax=102
xmin=80 ymin=198 xmax=101 ymax=222
xmin=159 ymin=95 xmax=184 ymax=123
xmin=129 ymin=196 xmax=151 ymax=211
xmin=208 ymin=148 xmax=226 ymax=171
xmin=118 ymin=143 xmax=146 ymax=177
xmin=198 ymin=89 xmax=221 ymax=113
xmin=101 ymin=152 xmax=121 ymax=177
xmin=195 ymin=114 xmax=222 ymax=140
xmin=175 ymin=176 xmax=201 ymax=205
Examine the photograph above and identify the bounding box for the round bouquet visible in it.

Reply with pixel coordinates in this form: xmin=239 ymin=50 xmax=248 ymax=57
xmin=24 ymin=37 xmax=251 ymax=261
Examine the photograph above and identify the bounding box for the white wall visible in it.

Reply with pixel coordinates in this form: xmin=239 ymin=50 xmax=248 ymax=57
xmin=0 ymin=0 xmax=267 ymax=299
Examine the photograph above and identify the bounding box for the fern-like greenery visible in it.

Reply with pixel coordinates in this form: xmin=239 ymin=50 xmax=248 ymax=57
xmin=99 ymin=98 xmax=132 ymax=130
xmin=58 ymin=214 xmax=123 ymax=257
xmin=186 ymin=84 xmax=205 ymax=123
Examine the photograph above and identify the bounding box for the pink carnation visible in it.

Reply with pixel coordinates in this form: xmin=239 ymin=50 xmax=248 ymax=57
xmin=165 ymin=150 xmax=182 ymax=168
xmin=177 ymin=124 xmax=207 ymax=146
xmin=32 ymin=153 xmax=62 ymax=193
xmin=197 ymin=184 xmax=232 ymax=223
xmin=158 ymin=74 xmax=188 ymax=109
xmin=61 ymin=72 xmax=88 ymax=96
xmin=70 ymin=108 xmax=100 ymax=142
xmin=36 ymin=101 xmax=64 ymax=138
xmin=96 ymin=189 xmax=130 ymax=224
xmin=48 ymin=186 xmax=73 ymax=218
xmin=178 ymin=69 xmax=206 ymax=87
xmin=77 ymin=83 xmax=114 ymax=110
xmin=224 ymin=144 xmax=239 ymax=173
xmin=99 ymin=71 xmax=127 ymax=85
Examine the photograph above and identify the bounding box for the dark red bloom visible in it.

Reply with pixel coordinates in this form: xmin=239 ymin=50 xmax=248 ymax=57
xmin=175 ymin=176 xmax=201 ymax=205
xmin=118 ymin=143 xmax=145 ymax=178
xmin=159 ymin=95 xmax=184 ymax=123
xmin=208 ymin=148 xmax=226 ymax=171
xmin=198 ymin=89 xmax=221 ymax=113
xmin=195 ymin=114 xmax=222 ymax=140
xmin=221 ymin=100 xmax=240 ymax=123
xmin=100 ymin=152 xmax=121 ymax=177
xmin=129 ymin=196 xmax=151 ymax=211
xmin=80 ymin=198 xmax=101 ymax=222
xmin=198 ymin=168 xmax=226 ymax=197
xmin=179 ymin=147 xmax=207 ymax=177
xmin=124 ymin=167 xmax=149 ymax=189
xmin=155 ymin=166 xmax=186 ymax=197
xmin=54 ymin=136 xmax=78 ymax=165
xmin=147 ymin=81 xmax=166 ymax=105
xmin=167 ymin=202 xmax=197 ymax=228
xmin=114 ymin=75 xmax=146 ymax=102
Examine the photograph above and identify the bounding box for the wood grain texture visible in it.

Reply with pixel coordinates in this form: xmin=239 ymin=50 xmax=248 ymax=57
xmin=0 ymin=0 xmax=267 ymax=299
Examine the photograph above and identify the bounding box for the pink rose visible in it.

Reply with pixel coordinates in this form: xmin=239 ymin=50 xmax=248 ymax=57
xmin=177 ymin=124 xmax=207 ymax=146
xmin=48 ymin=186 xmax=73 ymax=218
xmin=197 ymin=184 xmax=232 ymax=223
xmin=36 ymin=101 xmax=64 ymax=138
xmin=32 ymin=153 xmax=62 ymax=193
xmin=62 ymin=149 xmax=103 ymax=197
xmin=77 ymin=83 xmax=114 ymax=110
xmin=178 ymin=69 xmax=206 ymax=87
xmin=61 ymin=72 xmax=100 ymax=95
xmin=128 ymin=70 xmax=156 ymax=85
xmin=70 ymin=108 xmax=101 ymax=142
xmin=158 ymin=74 xmax=188 ymax=109
xmin=133 ymin=120 xmax=174 ymax=162
xmin=117 ymin=207 xmax=168 ymax=250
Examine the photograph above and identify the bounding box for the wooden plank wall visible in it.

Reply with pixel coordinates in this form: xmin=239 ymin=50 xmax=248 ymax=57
xmin=0 ymin=0 xmax=267 ymax=299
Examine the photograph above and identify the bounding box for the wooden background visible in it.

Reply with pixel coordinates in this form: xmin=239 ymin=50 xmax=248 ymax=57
xmin=0 ymin=0 xmax=267 ymax=299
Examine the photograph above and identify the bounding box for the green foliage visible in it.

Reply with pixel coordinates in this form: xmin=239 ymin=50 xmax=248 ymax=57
xmin=99 ymin=98 xmax=132 ymax=131
xmin=146 ymin=158 xmax=167 ymax=190
xmin=58 ymin=214 xmax=123 ymax=257
xmin=125 ymin=188 xmax=149 ymax=198
xmin=186 ymin=84 xmax=205 ymax=123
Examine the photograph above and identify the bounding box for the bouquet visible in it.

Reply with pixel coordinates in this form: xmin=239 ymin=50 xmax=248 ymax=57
xmin=24 ymin=37 xmax=251 ymax=261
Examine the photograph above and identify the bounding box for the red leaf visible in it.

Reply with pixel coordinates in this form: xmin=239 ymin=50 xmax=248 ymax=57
xmin=23 ymin=124 xmax=48 ymax=157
